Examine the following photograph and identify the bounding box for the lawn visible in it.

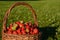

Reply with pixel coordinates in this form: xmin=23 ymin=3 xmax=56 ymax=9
xmin=0 ymin=1 xmax=60 ymax=40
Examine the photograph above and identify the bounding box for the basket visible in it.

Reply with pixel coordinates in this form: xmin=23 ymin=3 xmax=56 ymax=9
xmin=2 ymin=2 xmax=40 ymax=40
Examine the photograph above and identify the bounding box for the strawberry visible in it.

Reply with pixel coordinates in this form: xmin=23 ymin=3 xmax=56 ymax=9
xmin=16 ymin=28 xmax=21 ymax=35
xmin=26 ymin=25 xmax=30 ymax=29
xmin=8 ymin=28 xmax=12 ymax=31
xmin=7 ymin=26 xmax=12 ymax=31
xmin=32 ymin=32 xmax=35 ymax=35
xmin=7 ymin=23 xmax=13 ymax=31
xmin=30 ymin=28 xmax=33 ymax=31
xmin=18 ymin=31 xmax=21 ymax=35
xmin=15 ymin=21 xmax=20 ymax=25
xmin=33 ymin=28 xmax=39 ymax=34
xmin=30 ymin=28 xmax=33 ymax=34
xmin=13 ymin=31 xmax=17 ymax=35
xmin=16 ymin=21 xmax=24 ymax=28
xmin=21 ymin=30 xmax=26 ymax=35
xmin=21 ymin=27 xmax=26 ymax=35
xmin=30 ymin=31 xmax=33 ymax=35
xmin=9 ymin=23 xmax=13 ymax=29
xmin=7 ymin=31 xmax=12 ymax=34
xmin=21 ymin=27 xmax=25 ymax=30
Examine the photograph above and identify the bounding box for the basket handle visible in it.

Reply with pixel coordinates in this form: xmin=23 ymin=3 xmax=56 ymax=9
xmin=3 ymin=2 xmax=38 ymax=31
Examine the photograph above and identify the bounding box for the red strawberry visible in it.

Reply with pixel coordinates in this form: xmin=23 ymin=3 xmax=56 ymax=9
xmin=7 ymin=31 xmax=12 ymax=34
xmin=16 ymin=21 xmax=20 ymax=25
xmin=33 ymin=28 xmax=39 ymax=34
xmin=32 ymin=32 xmax=35 ymax=35
xmin=8 ymin=28 xmax=12 ymax=31
xmin=9 ymin=23 xmax=13 ymax=29
xmin=18 ymin=32 xmax=21 ymax=35
xmin=30 ymin=31 xmax=33 ymax=35
xmin=26 ymin=25 xmax=30 ymax=29
xmin=13 ymin=31 xmax=17 ymax=35
xmin=21 ymin=27 xmax=25 ymax=30
xmin=21 ymin=30 xmax=26 ymax=35
xmin=16 ymin=28 xmax=21 ymax=35
xmin=21 ymin=28 xmax=26 ymax=35
xmin=30 ymin=28 xmax=33 ymax=31
xmin=7 ymin=24 xmax=13 ymax=31
xmin=7 ymin=27 xmax=12 ymax=31
xmin=16 ymin=21 xmax=24 ymax=28
xmin=30 ymin=28 xmax=33 ymax=34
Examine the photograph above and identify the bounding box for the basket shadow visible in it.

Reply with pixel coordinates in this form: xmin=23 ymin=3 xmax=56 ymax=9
xmin=39 ymin=27 xmax=57 ymax=40
xmin=38 ymin=25 xmax=59 ymax=40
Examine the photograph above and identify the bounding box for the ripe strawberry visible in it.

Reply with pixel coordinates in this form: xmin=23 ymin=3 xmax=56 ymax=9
xmin=13 ymin=31 xmax=17 ymax=35
xmin=18 ymin=32 xmax=21 ymax=35
xmin=21 ymin=28 xmax=26 ymax=35
xmin=9 ymin=23 xmax=13 ymax=29
xmin=16 ymin=28 xmax=21 ymax=35
xmin=21 ymin=27 xmax=25 ymax=30
xmin=16 ymin=21 xmax=24 ymax=28
xmin=30 ymin=28 xmax=33 ymax=31
xmin=32 ymin=32 xmax=35 ymax=35
xmin=26 ymin=25 xmax=30 ymax=29
xmin=8 ymin=28 xmax=12 ymax=31
xmin=7 ymin=23 xmax=13 ymax=31
xmin=30 ymin=28 xmax=33 ymax=34
xmin=30 ymin=31 xmax=33 ymax=35
xmin=7 ymin=31 xmax=12 ymax=34
xmin=33 ymin=28 xmax=39 ymax=34
xmin=7 ymin=27 xmax=12 ymax=31
xmin=21 ymin=30 xmax=26 ymax=35
xmin=15 ymin=21 xmax=20 ymax=24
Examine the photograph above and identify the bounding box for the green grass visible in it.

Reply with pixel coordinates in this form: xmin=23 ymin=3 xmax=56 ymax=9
xmin=0 ymin=1 xmax=60 ymax=40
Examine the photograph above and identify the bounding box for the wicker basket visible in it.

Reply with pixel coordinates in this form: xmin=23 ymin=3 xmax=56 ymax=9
xmin=2 ymin=2 xmax=40 ymax=40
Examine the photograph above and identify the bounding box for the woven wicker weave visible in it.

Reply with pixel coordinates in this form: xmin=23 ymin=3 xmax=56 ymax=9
xmin=2 ymin=2 xmax=40 ymax=40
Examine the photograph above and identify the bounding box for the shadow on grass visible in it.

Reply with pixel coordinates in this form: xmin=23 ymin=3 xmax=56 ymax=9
xmin=38 ymin=22 xmax=59 ymax=40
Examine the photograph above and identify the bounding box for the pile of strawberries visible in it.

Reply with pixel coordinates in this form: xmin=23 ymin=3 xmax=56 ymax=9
xmin=6 ymin=21 xmax=39 ymax=35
